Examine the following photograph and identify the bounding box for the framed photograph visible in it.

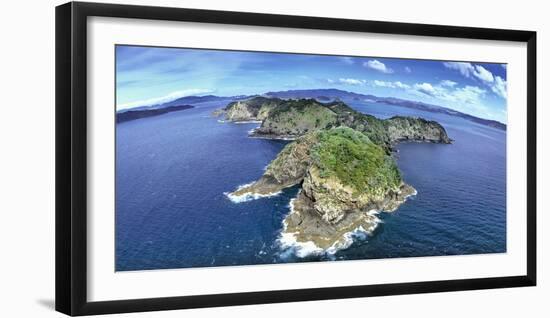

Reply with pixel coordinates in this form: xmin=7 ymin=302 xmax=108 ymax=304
xmin=55 ymin=1 xmax=536 ymax=316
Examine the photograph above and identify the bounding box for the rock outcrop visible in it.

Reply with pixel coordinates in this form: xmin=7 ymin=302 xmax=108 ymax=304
xmin=223 ymin=97 xmax=281 ymax=122
xmin=384 ymin=116 xmax=452 ymax=144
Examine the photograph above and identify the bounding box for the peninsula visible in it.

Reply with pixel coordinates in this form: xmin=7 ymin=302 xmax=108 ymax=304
xmin=215 ymin=97 xmax=451 ymax=251
xmin=116 ymin=104 xmax=194 ymax=123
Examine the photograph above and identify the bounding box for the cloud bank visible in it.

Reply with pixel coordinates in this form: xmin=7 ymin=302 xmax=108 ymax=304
xmin=117 ymin=88 xmax=214 ymax=110
xmin=443 ymin=62 xmax=506 ymax=99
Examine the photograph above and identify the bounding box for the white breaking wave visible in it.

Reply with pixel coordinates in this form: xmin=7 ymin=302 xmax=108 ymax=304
xmin=325 ymin=226 xmax=371 ymax=255
xmin=233 ymin=120 xmax=263 ymax=124
xmin=325 ymin=209 xmax=383 ymax=255
xmin=224 ymin=182 xmax=281 ymax=203
xmin=278 ymin=201 xmax=381 ymax=258
xmin=279 ymin=222 xmax=378 ymax=258
xmin=248 ymin=128 xmax=260 ymax=135
xmin=279 ymin=232 xmax=324 ymax=258
xmin=249 ymin=135 xmax=297 ymax=141
xmin=404 ymin=188 xmax=418 ymax=199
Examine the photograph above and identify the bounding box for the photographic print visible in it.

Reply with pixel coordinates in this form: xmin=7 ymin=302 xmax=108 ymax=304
xmin=115 ymin=45 xmax=507 ymax=271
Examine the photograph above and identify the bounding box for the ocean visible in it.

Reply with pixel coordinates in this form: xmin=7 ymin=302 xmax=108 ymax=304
xmin=115 ymin=100 xmax=506 ymax=271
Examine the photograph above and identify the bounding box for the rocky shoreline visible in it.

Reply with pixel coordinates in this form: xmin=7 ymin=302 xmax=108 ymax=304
xmin=283 ymin=183 xmax=416 ymax=250
xmin=248 ymin=131 xmax=298 ymax=141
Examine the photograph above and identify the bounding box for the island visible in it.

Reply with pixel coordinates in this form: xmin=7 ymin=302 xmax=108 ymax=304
xmin=116 ymin=104 xmax=194 ymax=123
xmin=215 ymin=97 xmax=452 ymax=251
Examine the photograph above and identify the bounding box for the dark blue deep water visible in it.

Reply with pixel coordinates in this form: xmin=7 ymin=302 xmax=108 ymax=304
xmin=115 ymin=100 xmax=506 ymax=271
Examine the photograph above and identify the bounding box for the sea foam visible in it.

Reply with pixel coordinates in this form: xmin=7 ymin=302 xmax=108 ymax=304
xmin=404 ymin=188 xmax=418 ymax=199
xmin=233 ymin=120 xmax=263 ymax=124
xmin=279 ymin=232 xmax=324 ymax=258
xmin=278 ymin=200 xmax=381 ymax=258
xmin=224 ymin=182 xmax=281 ymax=203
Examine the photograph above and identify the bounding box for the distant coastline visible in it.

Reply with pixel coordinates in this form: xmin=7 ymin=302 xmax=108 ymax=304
xmin=116 ymin=104 xmax=194 ymax=123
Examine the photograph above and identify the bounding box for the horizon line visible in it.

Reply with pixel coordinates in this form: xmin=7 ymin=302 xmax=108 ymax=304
xmin=117 ymin=87 xmax=506 ymax=125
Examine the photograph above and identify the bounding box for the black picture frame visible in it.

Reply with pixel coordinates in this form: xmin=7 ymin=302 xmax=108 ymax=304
xmin=55 ymin=1 xmax=537 ymax=316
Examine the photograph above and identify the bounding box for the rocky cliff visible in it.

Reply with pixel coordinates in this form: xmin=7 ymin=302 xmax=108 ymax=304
xmin=221 ymin=97 xmax=281 ymax=122
xmin=384 ymin=116 xmax=452 ymax=144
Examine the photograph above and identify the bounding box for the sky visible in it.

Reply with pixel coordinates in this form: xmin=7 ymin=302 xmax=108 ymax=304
xmin=116 ymin=45 xmax=508 ymax=123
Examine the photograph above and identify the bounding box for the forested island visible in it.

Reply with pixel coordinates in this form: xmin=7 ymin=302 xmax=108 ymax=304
xmin=214 ymin=97 xmax=451 ymax=250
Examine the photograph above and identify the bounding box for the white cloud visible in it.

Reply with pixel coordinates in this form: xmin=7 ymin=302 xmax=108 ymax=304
xmin=440 ymin=80 xmax=457 ymax=87
xmin=447 ymin=86 xmax=495 ymax=119
xmin=374 ymin=80 xmax=394 ymax=88
xmin=408 ymin=81 xmax=492 ymax=118
xmin=444 ymin=62 xmax=495 ymax=83
xmin=378 ymin=77 xmax=501 ymax=121
xmin=404 ymin=66 xmax=412 ymax=73
xmin=452 ymin=85 xmax=486 ymax=104
xmin=443 ymin=62 xmax=475 ymax=77
xmin=374 ymin=80 xmax=483 ymax=104
xmin=339 ymin=78 xmax=366 ymax=85
xmin=394 ymin=81 xmax=410 ymax=89
xmin=491 ymin=76 xmax=507 ymax=98
xmin=364 ymin=60 xmax=393 ymax=74
xmin=373 ymin=80 xmax=410 ymax=89
xmin=444 ymin=61 xmax=507 ymax=99
xmin=326 ymin=78 xmax=335 ymax=84
xmin=117 ymin=88 xmax=214 ymax=110
xmin=473 ymin=65 xmax=494 ymax=83
xmin=413 ymin=82 xmax=438 ymax=96
xmin=410 ymin=81 xmax=486 ymax=106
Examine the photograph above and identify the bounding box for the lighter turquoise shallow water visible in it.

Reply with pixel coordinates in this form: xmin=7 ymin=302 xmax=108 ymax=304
xmin=115 ymin=100 xmax=506 ymax=271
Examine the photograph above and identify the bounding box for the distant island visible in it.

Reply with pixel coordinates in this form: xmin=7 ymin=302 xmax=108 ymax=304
xmin=116 ymin=105 xmax=194 ymax=123
xmin=118 ymin=88 xmax=506 ymax=130
xmin=214 ymin=97 xmax=451 ymax=250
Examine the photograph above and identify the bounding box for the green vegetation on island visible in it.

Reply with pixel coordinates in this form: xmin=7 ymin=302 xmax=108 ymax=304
xmin=311 ymin=128 xmax=401 ymax=197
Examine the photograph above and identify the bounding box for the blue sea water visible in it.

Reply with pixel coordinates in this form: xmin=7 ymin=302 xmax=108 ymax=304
xmin=115 ymin=100 xmax=506 ymax=271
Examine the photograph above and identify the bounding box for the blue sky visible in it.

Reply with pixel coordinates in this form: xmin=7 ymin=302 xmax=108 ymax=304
xmin=116 ymin=45 xmax=507 ymax=123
